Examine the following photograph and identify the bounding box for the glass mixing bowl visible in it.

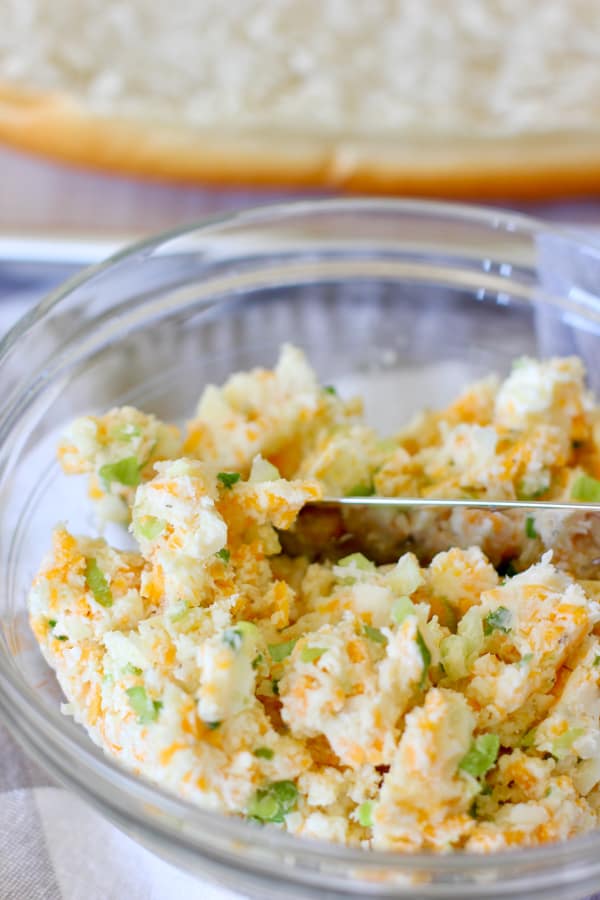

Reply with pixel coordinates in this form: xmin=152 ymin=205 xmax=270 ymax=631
xmin=1 ymin=199 xmax=600 ymax=900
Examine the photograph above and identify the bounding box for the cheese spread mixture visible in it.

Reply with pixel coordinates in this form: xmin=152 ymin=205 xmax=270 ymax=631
xmin=29 ymin=346 xmax=600 ymax=852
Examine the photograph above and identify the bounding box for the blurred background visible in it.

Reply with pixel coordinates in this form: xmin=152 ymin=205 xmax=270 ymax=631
xmin=2 ymin=0 xmax=600 ymax=243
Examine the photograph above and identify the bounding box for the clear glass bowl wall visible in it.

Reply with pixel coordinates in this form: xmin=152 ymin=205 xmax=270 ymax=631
xmin=1 ymin=200 xmax=600 ymax=900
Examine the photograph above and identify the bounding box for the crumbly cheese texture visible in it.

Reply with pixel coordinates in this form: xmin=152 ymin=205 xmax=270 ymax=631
xmin=30 ymin=347 xmax=600 ymax=853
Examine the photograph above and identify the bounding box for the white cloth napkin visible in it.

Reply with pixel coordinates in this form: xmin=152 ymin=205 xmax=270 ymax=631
xmin=1 ymin=722 xmax=242 ymax=900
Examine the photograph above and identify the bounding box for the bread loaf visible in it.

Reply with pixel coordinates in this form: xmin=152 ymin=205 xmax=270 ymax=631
xmin=2 ymin=0 xmax=600 ymax=196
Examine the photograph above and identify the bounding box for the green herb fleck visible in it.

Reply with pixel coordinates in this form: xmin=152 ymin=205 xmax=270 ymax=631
xmin=207 ymin=720 xmax=221 ymax=731
xmin=300 ymin=646 xmax=327 ymax=663
xmin=253 ymin=747 xmax=275 ymax=760
xmin=169 ymin=599 xmax=189 ymax=622
xmin=484 ymin=606 xmax=511 ymax=637
xmin=252 ymin=653 xmax=264 ymax=670
xmin=571 ymin=474 xmax=600 ymax=503
xmin=416 ymin=630 xmax=431 ymax=689
xmin=99 ymin=456 xmax=141 ymax=487
xmin=363 ymin=624 xmax=387 ymax=645
xmin=323 ymin=385 xmax=337 ymax=395
xmin=272 ymin=679 xmax=280 ymax=696
xmin=111 ymin=423 xmax=141 ymax=441
xmin=123 ymin=663 xmax=143 ymax=676
xmin=268 ymin=639 xmax=297 ymax=662
xmin=55 ymin=635 xmax=68 ymax=641
xmin=357 ymin=801 xmax=373 ymax=828
xmin=518 ymin=483 xmax=549 ymax=501
xmin=48 ymin=619 xmax=57 ymax=629
xmin=247 ymin=780 xmax=298 ymax=823
xmin=137 ymin=516 xmax=165 ymax=541
xmin=215 ymin=547 xmax=231 ymax=564
xmin=552 ymin=727 xmax=585 ymax=758
xmin=217 ymin=471 xmax=241 ymax=490
xmin=85 ymin=558 xmax=113 ymax=608
xmin=594 ymin=655 xmax=600 ymax=667
xmin=126 ymin=686 xmax=162 ymax=724
xmin=520 ymin=728 xmax=536 ymax=749
xmin=525 ymin=516 xmax=538 ymax=540
xmin=346 ymin=483 xmax=375 ymax=497
xmin=459 ymin=733 xmax=500 ymax=778
xmin=223 ymin=627 xmax=243 ymax=651
xmin=337 ymin=552 xmax=375 ymax=571
xmin=392 ymin=596 xmax=416 ymax=624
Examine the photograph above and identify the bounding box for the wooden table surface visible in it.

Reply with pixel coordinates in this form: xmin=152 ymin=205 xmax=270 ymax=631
xmin=2 ymin=143 xmax=600 ymax=238
xmin=0 ymin=144 xmax=320 ymax=238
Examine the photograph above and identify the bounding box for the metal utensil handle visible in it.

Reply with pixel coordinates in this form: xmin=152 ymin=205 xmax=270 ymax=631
xmin=317 ymin=496 xmax=600 ymax=513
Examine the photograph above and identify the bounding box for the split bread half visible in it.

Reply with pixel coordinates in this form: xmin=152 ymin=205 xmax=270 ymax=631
xmin=2 ymin=0 xmax=600 ymax=197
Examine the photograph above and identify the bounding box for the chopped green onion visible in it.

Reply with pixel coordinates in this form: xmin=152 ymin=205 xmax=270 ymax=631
xmin=346 ymin=484 xmax=375 ymax=497
xmin=416 ymin=630 xmax=431 ymax=689
xmin=217 ymin=471 xmax=241 ymax=489
xmin=594 ymin=655 xmax=600 ymax=667
xmin=253 ymin=747 xmax=275 ymax=760
xmin=247 ymin=780 xmax=298 ymax=823
xmin=169 ymin=599 xmax=189 ymax=622
xmin=572 ymin=474 xmax=600 ymax=502
xmin=525 ymin=516 xmax=538 ymax=539
xmin=517 ymin=483 xmax=549 ymax=501
xmin=249 ymin=457 xmax=280 ymax=483
xmin=268 ymin=639 xmax=297 ymax=662
xmin=357 ymin=801 xmax=374 ymax=827
xmin=137 ymin=516 xmax=165 ymax=541
xmin=85 ymin=558 xmax=113 ymax=608
xmin=48 ymin=619 xmax=57 ymax=629
xmin=300 ymin=646 xmax=327 ymax=663
xmin=126 ymin=686 xmax=161 ymax=724
xmin=55 ymin=634 xmax=68 ymax=641
xmin=551 ymin=727 xmax=585 ymax=759
xmin=215 ymin=548 xmax=231 ymax=564
xmin=123 ymin=663 xmax=143 ymax=675
xmin=484 ymin=606 xmax=511 ymax=636
xmin=337 ymin=552 xmax=375 ymax=571
xmin=223 ymin=627 xmax=243 ymax=651
xmin=111 ymin=423 xmax=141 ymax=441
xmin=252 ymin=653 xmax=263 ymax=670
xmin=99 ymin=456 xmax=141 ymax=487
xmin=520 ymin=728 xmax=536 ymax=749
xmin=363 ymin=624 xmax=387 ymax=645
xmin=392 ymin=595 xmax=416 ymax=624
xmin=459 ymin=733 xmax=500 ymax=778
xmin=206 ymin=720 xmax=221 ymax=730
xmin=439 ymin=634 xmax=469 ymax=681
xmin=271 ymin=679 xmax=280 ymax=696
xmin=323 ymin=385 xmax=337 ymax=395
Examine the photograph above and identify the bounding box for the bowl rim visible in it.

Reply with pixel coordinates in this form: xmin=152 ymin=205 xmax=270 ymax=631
xmin=2 ymin=194 xmax=600 ymax=366
xmin=2 ymin=196 xmax=600 ymax=885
